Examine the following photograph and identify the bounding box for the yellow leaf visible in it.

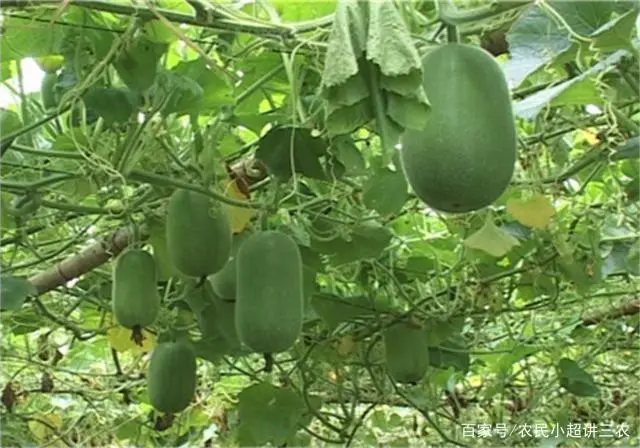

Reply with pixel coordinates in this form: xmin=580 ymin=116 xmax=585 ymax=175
xmin=464 ymin=218 xmax=520 ymax=258
xmin=334 ymin=334 xmax=356 ymax=356
xmin=107 ymin=326 xmax=156 ymax=353
xmin=29 ymin=413 xmax=62 ymax=442
xmin=222 ymin=179 xmax=256 ymax=234
xmin=578 ymin=127 xmax=600 ymax=145
xmin=506 ymin=194 xmax=555 ymax=229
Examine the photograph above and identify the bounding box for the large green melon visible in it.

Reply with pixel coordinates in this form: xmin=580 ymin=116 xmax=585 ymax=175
xmin=235 ymin=231 xmax=304 ymax=354
xmin=147 ymin=340 xmax=197 ymax=414
xmin=401 ymin=43 xmax=517 ymax=213
xmin=166 ymin=189 xmax=232 ymax=278
xmin=112 ymin=248 xmax=160 ymax=329
xmin=383 ymin=322 xmax=430 ymax=384
xmin=209 ymin=231 xmax=251 ymax=300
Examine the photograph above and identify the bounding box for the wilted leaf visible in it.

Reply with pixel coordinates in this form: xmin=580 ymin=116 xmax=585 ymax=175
xmin=222 ymin=179 xmax=256 ymax=233
xmin=107 ymin=326 xmax=156 ymax=353
xmin=28 ymin=412 xmax=63 ymax=442
xmin=335 ymin=334 xmax=357 ymax=356
xmin=464 ymin=218 xmax=521 ymax=258
xmin=506 ymin=194 xmax=556 ymax=229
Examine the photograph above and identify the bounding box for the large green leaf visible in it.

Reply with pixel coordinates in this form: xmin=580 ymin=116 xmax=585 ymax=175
xmin=514 ymin=50 xmax=625 ymax=119
xmin=149 ymin=71 xmax=205 ymax=116
xmin=311 ymin=223 xmax=393 ymax=265
xmin=237 ymin=382 xmax=308 ymax=446
xmin=82 ymin=87 xmax=140 ymax=125
xmin=362 ymin=168 xmax=408 ymax=216
xmin=113 ymin=36 xmax=166 ymax=92
xmin=1 ymin=276 xmax=37 ymax=311
xmin=505 ymin=4 xmax=571 ymax=87
xmin=557 ymin=358 xmax=600 ymax=397
xmin=173 ymin=58 xmax=234 ymax=112
xmin=0 ymin=14 xmax=67 ymax=61
xmin=255 ymin=126 xmax=330 ymax=180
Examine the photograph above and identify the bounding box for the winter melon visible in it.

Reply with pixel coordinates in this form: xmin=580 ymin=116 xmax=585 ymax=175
xmin=383 ymin=322 xmax=430 ymax=384
xmin=235 ymin=231 xmax=304 ymax=353
xmin=147 ymin=339 xmax=197 ymax=414
xmin=401 ymin=43 xmax=517 ymax=213
xmin=209 ymin=231 xmax=251 ymax=300
xmin=166 ymin=189 xmax=232 ymax=278
xmin=112 ymin=248 xmax=160 ymax=342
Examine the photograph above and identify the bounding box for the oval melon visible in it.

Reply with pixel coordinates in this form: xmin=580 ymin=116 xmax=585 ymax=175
xmin=166 ymin=189 xmax=232 ymax=278
xmin=401 ymin=43 xmax=517 ymax=213
xmin=112 ymin=248 xmax=160 ymax=330
xmin=235 ymin=231 xmax=304 ymax=354
xmin=209 ymin=231 xmax=251 ymax=300
xmin=147 ymin=339 xmax=197 ymax=414
xmin=383 ymin=322 xmax=430 ymax=384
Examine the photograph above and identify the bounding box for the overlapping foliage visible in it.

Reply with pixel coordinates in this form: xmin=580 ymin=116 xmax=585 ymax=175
xmin=0 ymin=0 xmax=638 ymax=446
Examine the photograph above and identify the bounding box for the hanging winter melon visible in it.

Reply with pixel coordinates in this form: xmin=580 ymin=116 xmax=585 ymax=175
xmin=146 ymin=339 xmax=197 ymax=414
xmin=166 ymin=189 xmax=232 ymax=278
xmin=383 ymin=321 xmax=430 ymax=384
xmin=401 ymin=43 xmax=517 ymax=213
xmin=235 ymin=231 xmax=304 ymax=354
xmin=112 ymin=248 xmax=161 ymax=345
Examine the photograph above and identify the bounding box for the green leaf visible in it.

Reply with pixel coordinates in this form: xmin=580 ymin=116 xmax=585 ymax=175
xmin=0 ymin=14 xmax=66 ymax=61
xmin=626 ymin=241 xmax=640 ymax=276
xmin=113 ymin=36 xmax=166 ymax=92
xmin=514 ymin=77 xmax=602 ymax=120
xmin=591 ymin=7 xmax=640 ymax=52
xmin=312 ymin=223 xmax=393 ymax=265
xmin=150 ymin=70 xmax=205 ymax=116
xmin=82 ymin=87 xmax=139 ymax=125
xmin=611 ymin=137 xmax=640 ymax=161
xmin=173 ymin=58 xmax=234 ymax=112
xmin=0 ymin=108 xmax=23 ymax=137
xmin=491 ymin=343 xmax=540 ymax=375
xmin=325 ymin=98 xmax=374 ymax=135
xmin=362 ymin=168 xmax=408 ymax=216
xmin=237 ymin=383 xmax=307 ymax=446
xmin=321 ymin=0 xmax=429 ymax=138
xmin=7 ymin=308 xmax=45 ymax=334
xmin=311 ymin=293 xmax=390 ymax=331
xmin=333 ymin=136 xmax=366 ymax=175
xmin=192 ymin=335 xmax=231 ymax=364
xmin=505 ymin=4 xmax=571 ymax=87
xmin=148 ymin=219 xmax=179 ymax=281
xmin=255 ymin=126 xmax=329 ymax=180
xmin=557 ymin=358 xmax=600 ymax=397
xmin=463 ymin=218 xmax=521 ymax=258
xmin=272 ymin=0 xmax=336 ymax=20
xmin=551 ymin=1 xmax=631 ymax=36
xmin=601 ymin=242 xmax=632 ymax=276
xmin=1 ymin=276 xmax=37 ymax=311
xmin=385 ymin=92 xmax=430 ymax=131
xmin=428 ymin=338 xmax=470 ymax=373
xmin=557 ymin=254 xmax=599 ymax=295
xmin=142 ymin=20 xmax=179 ymax=44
